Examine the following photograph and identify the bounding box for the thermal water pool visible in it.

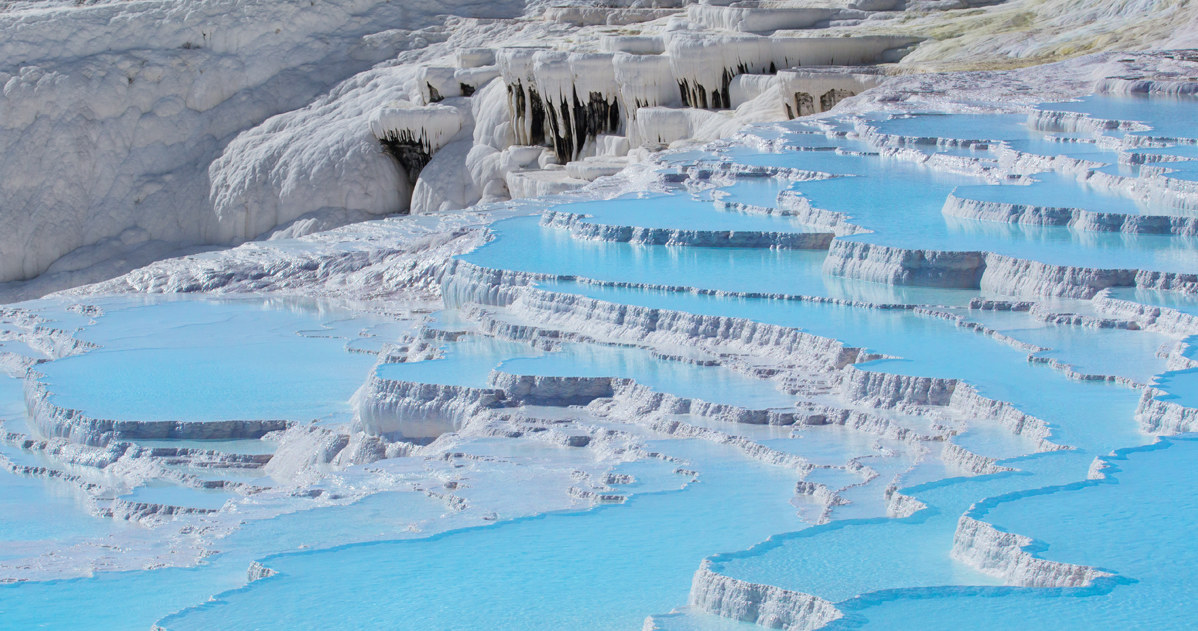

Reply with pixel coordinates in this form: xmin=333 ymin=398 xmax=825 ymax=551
xmin=157 ymin=439 xmax=807 ymax=631
xmin=35 ymin=298 xmax=384 ymax=424
xmin=4 ymin=94 xmax=1198 ymax=631
xmin=822 ymin=438 xmax=1198 ymax=630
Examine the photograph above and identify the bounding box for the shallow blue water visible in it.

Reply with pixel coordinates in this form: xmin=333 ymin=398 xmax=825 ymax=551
xmin=0 ymin=451 xmax=129 ymax=549
xmin=375 ymin=335 xmax=541 ymax=388
xmin=463 ymin=215 xmax=835 ymax=295
xmin=1037 ymin=95 xmax=1198 ymax=140
xmin=37 ymin=299 xmax=381 ymax=423
xmin=1150 ymin=336 xmax=1198 ymax=407
xmin=377 ymin=333 xmax=795 ymax=409
xmin=713 ymin=450 xmax=1096 ymax=604
xmin=156 ymin=439 xmax=806 ymax=631
xmin=824 ymin=438 xmax=1198 ymax=629
xmin=464 ymin=214 xmax=990 ymax=306
xmin=780 ymin=155 xmax=1198 ymax=272
xmin=713 ymin=177 xmax=794 ymax=208
xmin=953 ymin=172 xmax=1152 ymax=215
xmin=0 ymin=488 xmax=451 ymax=630
xmin=871 ymin=113 xmax=1033 ymax=141
xmin=4 ymin=95 xmax=1197 ymax=631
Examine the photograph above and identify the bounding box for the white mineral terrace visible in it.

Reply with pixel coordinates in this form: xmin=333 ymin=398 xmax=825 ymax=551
xmin=2 ymin=0 xmax=1198 ymax=630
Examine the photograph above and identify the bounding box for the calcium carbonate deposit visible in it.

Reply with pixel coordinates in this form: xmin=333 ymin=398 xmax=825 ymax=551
xmin=1 ymin=0 xmax=1198 ymax=629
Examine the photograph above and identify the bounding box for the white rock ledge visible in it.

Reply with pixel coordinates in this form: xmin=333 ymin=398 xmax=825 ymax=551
xmin=25 ymin=378 xmax=290 ymax=447
xmin=950 ymin=515 xmax=1112 ymax=587
xmin=1135 ymin=388 xmax=1198 ymax=434
xmin=540 ymin=210 xmax=835 ymax=249
xmin=943 ymin=193 xmax=1198 ymax=236
xmin=689 ymin=561 xmax=844 ymax=631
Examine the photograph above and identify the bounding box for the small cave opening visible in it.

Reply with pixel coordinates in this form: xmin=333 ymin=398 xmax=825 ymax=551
xmin=377 ymin=130 xmax=436 ymax=186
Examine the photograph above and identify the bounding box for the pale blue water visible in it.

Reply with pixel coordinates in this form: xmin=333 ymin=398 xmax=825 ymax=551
xmin=721 ymin=145 xmax=878 ymax=174
xmin=377 ymin=334 xmax=795 ymax=409
xmin=37 ymin=299 xmax=381 ymax=423
xmin=709 ymin=132 xmax=1198 ymax=273
xmin=953 ymin=423 xmax=1043 ymax=461
xmin=465 ymin=215 xmax=986 ymax=306
xmin=1105 ymin=286 xmax=1198 ymax=316
xmin=462 ymin=215 xmax=836 ymax=296
xmin=375 ymin=335 xmax=541 ymax=388
xmin=1002 ymin=136 xmax=1116 ymax=161
xmin=1154 ymin=159 xmax=1198 ymax=181
xmin=713 ymin=177 xmax=793 ymax=209
xmin=763 ymin=426 xmax=897 ymax=467
xmin=1037 ymin=95 xmax=1198 ymax=140
xmin=0 ymin=449 xmax=129 ymax=549
xmin=121 ymin=482 xmax=233 ymax=510
xmin=0 ymin=373 xmax=24 ymax=421
xmin=4 ymin=95 xmax=1197 ymax=631
xmin=954 ymin=308 xmax=1170 ymax=383
xmin=500 ymin=343 xmax=796 ymax=409
xmin=953 ymin=172 xmax=1153 ymax=215
xmin=824 ymin=438 xmax=1198 ymax=629
xmin=713 ymin=450 xmax=1110 ymax=605
xmin=0 ymin=371 xmax=135 ymax=551
xmin=157 ymin=439 xmax=806 ymax=631
xmin=536 ymin=281 xmax=1147 ymax=450
xmin=0 ymin=488 xmax=451 ymax=630
xmin=781 ymin=158 xmax=1198 ymax=272
xmin=1134 ymin=144 xmax=1198 ymax=160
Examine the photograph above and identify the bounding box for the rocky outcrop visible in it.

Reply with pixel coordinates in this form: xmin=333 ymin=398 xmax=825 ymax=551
xmin=247 ymin=561 xmax=278 ymax=582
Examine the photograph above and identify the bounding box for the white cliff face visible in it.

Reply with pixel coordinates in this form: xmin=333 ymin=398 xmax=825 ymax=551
xmin=0 ymin=0 xmax=530 ymax=286
xmin=208 ymin=66 xmax=420 ymax=244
